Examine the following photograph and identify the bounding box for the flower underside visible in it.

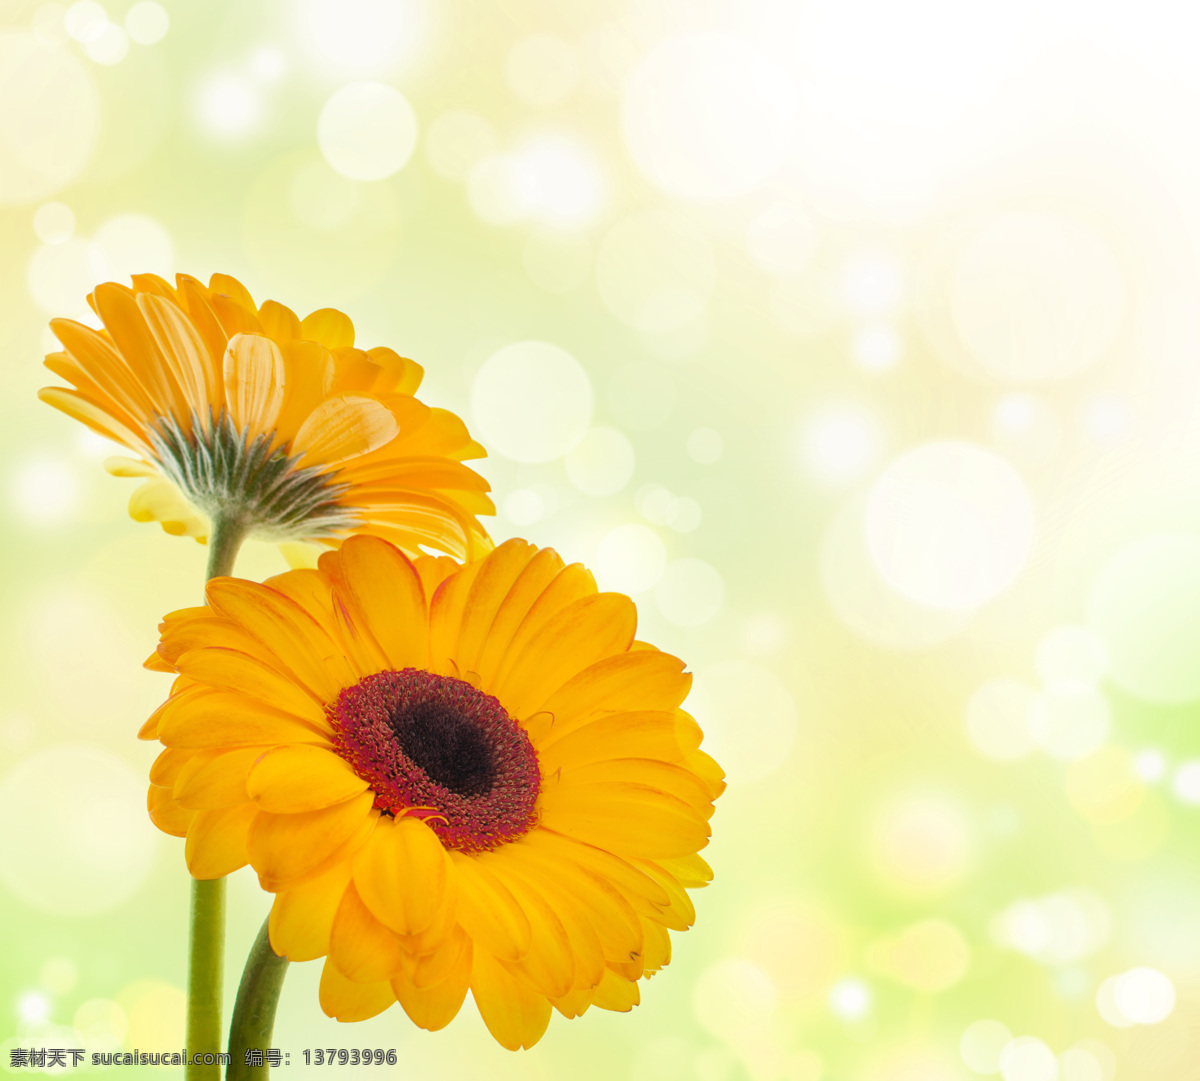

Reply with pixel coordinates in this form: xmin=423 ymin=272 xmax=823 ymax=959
xmin=331 ymin=668 xmax=541 ymax=854
xmin=150 ymin=409 xmax=359 ymax=539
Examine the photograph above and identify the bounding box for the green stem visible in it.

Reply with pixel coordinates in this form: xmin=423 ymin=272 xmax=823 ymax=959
xmin=186 ymin=515 xmax=248 ymax=1081
xmin=225 ymin=918 xmax=290 ymax=1080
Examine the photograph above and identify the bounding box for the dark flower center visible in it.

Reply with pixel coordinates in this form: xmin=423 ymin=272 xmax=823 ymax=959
xmin=330 ymin=668 xmax=540 ymax=853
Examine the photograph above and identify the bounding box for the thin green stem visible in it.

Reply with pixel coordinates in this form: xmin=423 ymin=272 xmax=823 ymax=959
xmin=186 ymin=515 xmax=248 ymax=1081
xmin=225 ymin=919 xmax=290 ymax=1080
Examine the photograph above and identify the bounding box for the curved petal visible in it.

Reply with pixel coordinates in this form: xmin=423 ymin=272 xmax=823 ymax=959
xmin=391 ymin=929 xmax=472 ymax=1032
xmin=247 ymin=792 xmax=376 ymax=889
xmin=335 ymin=536 xmax=429 ymax=670
xmin=247 ymin=744 xmax=369 ymax=814
xmin=352 ymin=815 xmax=452 ymax=938
xmin=318 ymin=958 xmax=394 ymax=1022
xmin=185 ymin=803 xmax=258 ymax=878
xmin=223 ymin=332 xmax=285 ymax=436
xmin=291 ymin=395 xmax=398 ymax=467
xmin=269 ymin=859 xmax=353 ymax=962
xmin=470 ymin=950 xmax=552 ymax=1051
xmin=329 ymin=882 xmax=407 ymax=982
xmin=449 ymin=852 xmax=532 ymax=962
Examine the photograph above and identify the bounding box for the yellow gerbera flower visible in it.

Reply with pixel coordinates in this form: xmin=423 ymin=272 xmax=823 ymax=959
xmin=142 ymin=535 xmax=723 ymax=1050
xmin=39 ymin=272 xmax=492 ymax=559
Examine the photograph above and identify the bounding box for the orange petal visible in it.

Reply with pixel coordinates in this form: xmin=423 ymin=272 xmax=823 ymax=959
xmin=473 ymin=547 xmax=566 ymax=686
xmin=352 ymin=814 xmax=452 ymax=937
xmin=318 ymin=958 xmax=395 ymax=1022
xmin=156 ymin=689 xmax=330 ymax=749
xmin=247 ymin=744 xmax=369 ymax=813
xmin=137 ymin=292 xmax=220 ymax=416
xmin=185 ymin=803 xmax=258 ymax=878
xmin=37 ymin=386 xmax=146 ymax=453
xmin=148 ymin=783 xmax=194 ymax=837
xmin=291 ymin=395 xmax=399 ymax=467
xmin=538 ymin=650 xmax=692 ymax=731
xmin=173 ymin=647 xmax=328 ymax=726
xmin=453 ymin=540 xmax=539 ymax=676
xmin=223 ymin=332 xmax=285 ymax=434
xmin=470 ymin=950 xmax=551 ymax=1051
xmin=174 ymin=745 xmax=268 ymax=810
xmin=258 ymin=300 xmax=301 ymax=343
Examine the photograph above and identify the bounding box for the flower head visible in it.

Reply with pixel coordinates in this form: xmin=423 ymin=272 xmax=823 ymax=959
xmin=39 ymin=273 xmax=492 ymax=559
xmin=143 ymin=536 xmax=723 ymax=1049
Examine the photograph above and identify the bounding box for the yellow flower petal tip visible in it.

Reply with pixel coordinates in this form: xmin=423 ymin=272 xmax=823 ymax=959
xmin=40 ymin=273 xmax=494 ymax=559
xmin=143 ymin=535 xmax=724 ymax=1049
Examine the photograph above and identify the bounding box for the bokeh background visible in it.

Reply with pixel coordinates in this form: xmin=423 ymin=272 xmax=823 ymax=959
xmin=3 ymin=0 xmax=1200 ymax=1078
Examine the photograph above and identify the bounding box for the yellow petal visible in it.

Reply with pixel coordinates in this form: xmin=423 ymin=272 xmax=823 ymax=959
xmin=185 ymin=803 xmax=258 ymax=878
xmin=156 ymin=689 xmax=329 ymax=749
xmin=149 ymin=746 xmax=189 ymax=787
xmin=488 ymin=864 xmax=575 ymax=999
xmin=291 ymin=394 xmax=399 ymax=467
xmin=174 ymin=745 xmax=268 ymax=810
xmin=474 ymin=547 xmax=565 ymax=686
xmin=37 ymin=386 xmax=146 ymax=454
xmin=555 ymin=758 xmax=716 ymax=819
xmin=449 ymin=852 xmax=532 ymax=962
xmin=209 ymin=273 xmax=257 ymax=311
xmin=248 ymin=792 xmax=376 ymax=889
xmin=247 ymin=745 xmax=369 ymax=813
xmin=487 ymin=563 xmax=597 ymax=683
xmin=204 ymin=577 xmax=354 ymax=700
xmin=640 ymin=916 xmax=671 ymax=974
xmin=366 ymin=346 xmax=423 ymax=394
xmin=148 ymin=783 xmax=194 ymax=837
xmin=335 ymin=535 xmax=428 ymax=670
xmin=223 ymin=332 xmax=285 ymax=434
xmin=592 ymin=967 xmax=640 ymax=1012
xmin=173 ymin=647 xmax=328 ymax=726
xmin=629 ymin=858 xmax=695 ymax=931
xmin=300 ymin=307 xmax=355 ymax=348
xmin=524 ymin=828 xmax=669 ymax=911
xmin=127 ymin=478 xmax=206 ymax=537
xmin=540 ymin=710 xmax=702 ymax=765
xmin=258 ymin=300 xmax=301 ymax=343
xmin=470 ymin=950 xmax=551 ymax=1051
xmin=493 ymin=593 xmax=637 ymax=719
xmin=656 ymin=852 xmax=713 ymax=888
xmin=538 ymin=651 xmax=692 ymax=731
xmin=352 ymin=815 xmax=452 ymax=937
xmin=318 ymin=958 xmax=395 ymax=1022
xmin=539 ymin=781 xmax=709 ymax=859
xmin=329 ymin=882 xmax=407 ymax=982
xmin=453 ymin=540 xmax=539 ymax=675
xmin=269 ymin=859 xmax=353 ymax=962
xmin=390 ymin=929 xmax=472 ymax=1031
xmin=427 ymin=557 xmax=485 ymax=675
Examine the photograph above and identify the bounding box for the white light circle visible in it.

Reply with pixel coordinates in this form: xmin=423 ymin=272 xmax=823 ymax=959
xmin=11 ymin=456 xmax=80 ymax=525
xmin=249 ymin=47 xmax=286 ymax=83
xmin=854 ymin=325 xmax=902 ymax=372
xmin=296 ymin=0 xmax=422 ymax=78
xmin=467 ymin=155 xmax=532 ymax=225
xmin=693 ymin=959 xmax=776 ymax=1040
xmin=523 ymin=228 xmax=591 ymax=293
xmin=747 ymin=202 xmax=818 ymax=277
xmin=593 ymin=523 xmax=666 ymax=595
xmin=1095 ymin=976 xmax=1134 ymax=1028
xmin=85 ymin=21 xmax=129 ymax=65
xmin=687 ymin=660 xmax=797 ymax=784
xmin=1133 ymin=750 xmax=1167 ymax=783
xmin=564 ymin=427 xmax=634 ymax=498
xmin=960 ymin=1019 xmax=1013 ymax=1075
xmin=842 ymin=252 xmax=904 ymax=315
xmin=65 ymin=1 xmax=106 ymax=42
xmin=502 ymin=489 xmax=544 ymax=527
xmin=26 ymin=236 xmax=105 ymax=315
xmin=32 ymin=202 xmax=75 ymax=245
xmin=511 ymin=136 xmax=604 ymax=227
xmin=966 ymin=679 xmax=1037 ymax=762
xmin=595 ymin=210 xmax=716 ymax=333
xmin=92 ymin=213 xmax=174 ymax=281
xmin=471 ymin=340 xmax=592 ymax=463
xmin=1113 ymin=967 xmax=1175 ymax=1025
xmin=803 ymin=407 xmax=881 ymax=485
xmin=820 ymin=497 xmax=971 ymax=651
xmin=654 ymin=558 xmax=724 ymax=627
xmin=317 ymin=82 xmax=417 ymax=182
xmin=124 ymin=2 xmax=169 ymax=45
xmin=0 ymin=31 xmax=100 ymax=204
xmin=195 ymin=72 xmax=262 ymax=137
xmin=0 ymin=745 xmax=157 ymax=915
xmin=623 ymin=33 xmax=796 ymax=202
xmin=865 ymin=441 xmax=1035 ymax=611
xmin=1173 ymin=761 xmax=1200 ymax=804
xmin=951 ymin=213 xmax=1123 ymax=382
xmin=999 ymin=1036 xmax=1059 ymax=1081
xmin=1029 ymin=686 xmax=1110 ymax=761
xmin=506 ymin=34 xmax=580 ymax=108
xmin=1058 ymin=1048 xmax=1104 ymax=1081
xmin=829 ymin=978 xmax=872 ymax=1019
xmin=425 ymin=109 xmax=497 ymax=182
xmin=1087 ymin=534 xmax=1200 ymax=704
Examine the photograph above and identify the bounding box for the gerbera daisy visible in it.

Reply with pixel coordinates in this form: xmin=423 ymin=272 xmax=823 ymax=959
xmin=143 ymin=535 xmax=723 ymax=1050
xmin=39 ymin=272 xmax=492 ymax=562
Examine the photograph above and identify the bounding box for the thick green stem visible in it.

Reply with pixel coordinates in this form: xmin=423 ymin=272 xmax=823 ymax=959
xmin=225 ymin=918 xmax=290 ymax=1080
xmin=186 ymin=516 xmax=248 ymax=1081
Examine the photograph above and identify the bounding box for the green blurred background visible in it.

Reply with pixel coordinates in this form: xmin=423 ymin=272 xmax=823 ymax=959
xmin=2 ymin=0 xmax=1200 ymax=1078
